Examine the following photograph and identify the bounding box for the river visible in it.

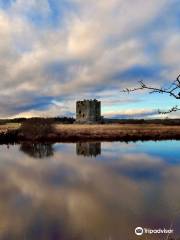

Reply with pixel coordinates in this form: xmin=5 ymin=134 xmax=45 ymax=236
xmin=0 ymin=141 xmax=179 ymax=239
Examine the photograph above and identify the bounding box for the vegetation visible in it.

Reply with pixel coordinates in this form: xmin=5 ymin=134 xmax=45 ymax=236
xmin=0 ymin=117 xmax=75 ymax=125
xmin=104 ymin=118 xmax=180 ymax=125
xmin=19 ymin=118 xmax=55 ymax=140
xmin=0 ymin=118 xmax=180 ymax=142
xmin=54 ymin=123 xmax=180 ymax=141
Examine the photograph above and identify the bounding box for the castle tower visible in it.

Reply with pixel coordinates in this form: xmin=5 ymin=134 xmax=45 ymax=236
xmin=76 ymin=99 xmax=101 ymax=123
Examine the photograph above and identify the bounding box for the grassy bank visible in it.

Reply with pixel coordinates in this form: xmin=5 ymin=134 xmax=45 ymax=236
xmin=54 ymin=124 xmax=180 ymax=141
xmin=1 ymin=123 xmax=180 ymax=142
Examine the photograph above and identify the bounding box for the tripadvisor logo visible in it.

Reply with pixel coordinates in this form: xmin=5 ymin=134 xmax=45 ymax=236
xmin=135 ymin=227 xmax=143 ymax=236
xmin=135 ymin=226 xmax=174 ymax=236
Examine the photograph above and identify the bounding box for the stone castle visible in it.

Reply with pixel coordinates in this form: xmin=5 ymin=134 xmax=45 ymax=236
xmin=76 ymin=99 xmax=102 ymax=123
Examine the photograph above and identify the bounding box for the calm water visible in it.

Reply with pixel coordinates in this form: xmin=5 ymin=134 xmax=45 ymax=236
xmin=0 ymin=141 xmax=180 ymax=240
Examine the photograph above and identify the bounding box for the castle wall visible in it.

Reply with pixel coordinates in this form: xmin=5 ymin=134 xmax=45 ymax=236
xmin=76 ymin=99 xmax=101 ymax=123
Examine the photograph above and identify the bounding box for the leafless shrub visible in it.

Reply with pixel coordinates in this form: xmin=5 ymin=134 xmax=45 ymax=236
xmin=19 ymin=118 xmax=54 ymax=140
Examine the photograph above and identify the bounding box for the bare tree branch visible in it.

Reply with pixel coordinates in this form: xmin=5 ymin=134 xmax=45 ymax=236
xmin=158 ymin=106 xmax=180 ymax=114
xmin=122 ymin=74 xmax=180 ymax=113
xmin=122 ymin=75 xmax=180 ymax=99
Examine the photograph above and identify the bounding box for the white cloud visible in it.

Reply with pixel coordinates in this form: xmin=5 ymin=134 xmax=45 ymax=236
xmin=104 ymin=108 xmax=158 ymax=118
xmin=0 ymin=0 xmax=177 ymax=117
xmin=10 ymin=0 xmax=51 ymax=17
xmin=161 ymin=33 xmax=180 ymax=77
xmin=67 ymin=18 xmax=103 ymax=58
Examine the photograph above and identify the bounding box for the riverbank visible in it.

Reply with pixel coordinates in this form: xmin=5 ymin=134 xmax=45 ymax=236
xmin=1 ymin=123 xmax=180 ymax=143
xmin=54 ymin=124 xmax=180 ymax=141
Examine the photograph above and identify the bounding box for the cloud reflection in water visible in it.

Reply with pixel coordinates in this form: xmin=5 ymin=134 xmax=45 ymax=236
xmin=0 ymin=141 xmax=179 ymax=239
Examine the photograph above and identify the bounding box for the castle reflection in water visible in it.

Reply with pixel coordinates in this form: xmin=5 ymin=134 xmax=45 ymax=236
xmin=76 ymin=142 xmax=101 ymax=157
xmin=19 ymin=142 xmax=101 ymax=158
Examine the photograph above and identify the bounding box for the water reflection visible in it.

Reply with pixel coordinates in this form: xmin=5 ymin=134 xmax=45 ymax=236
xmin=0 ymin=141 xmax=180 ymax=240
xmin=19 ymin=142 xmax=101 ymax=158
xmin=20 ymin=143 xmax=54 ymax=158
xmin=76 ymin=142 xmax=101 ymax=157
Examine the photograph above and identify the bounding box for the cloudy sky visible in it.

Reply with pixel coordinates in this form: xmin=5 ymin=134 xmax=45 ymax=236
xmin=0 ymin=0 xmax=180 ymax=119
